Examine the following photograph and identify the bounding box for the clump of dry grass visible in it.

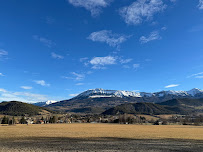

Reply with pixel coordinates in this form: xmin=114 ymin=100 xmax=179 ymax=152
xmin=0 ymin=124 xmax=203 ymax=140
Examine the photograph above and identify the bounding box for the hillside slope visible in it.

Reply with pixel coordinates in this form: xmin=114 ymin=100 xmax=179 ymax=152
xmin=102 ymin=103 xmax=175 ymax=115
xmin=0 ymin=101 xmax=53 ymax=116
xmin=102 ymin=98 xmax=203 ymax=115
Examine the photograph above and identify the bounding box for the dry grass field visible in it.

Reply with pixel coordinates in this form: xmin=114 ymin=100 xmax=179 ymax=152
xmin=0 ymin=124 xmax=203 ymax=152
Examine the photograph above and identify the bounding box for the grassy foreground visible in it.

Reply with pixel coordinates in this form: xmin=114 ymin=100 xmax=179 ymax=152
xmin=1 ymin=124 xmax=203 ymax=140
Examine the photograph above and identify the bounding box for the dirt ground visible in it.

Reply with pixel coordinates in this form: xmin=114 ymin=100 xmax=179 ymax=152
xmin=0 ymin=124 xmax=203 ymax=152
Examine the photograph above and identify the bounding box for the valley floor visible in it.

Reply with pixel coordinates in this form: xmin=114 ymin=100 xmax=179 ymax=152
xmin=0 ymin=124 xmax=203 ymax=152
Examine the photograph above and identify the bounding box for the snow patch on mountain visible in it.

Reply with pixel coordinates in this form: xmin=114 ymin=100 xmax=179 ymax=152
xmin=46 ymin=100 xmax=58 ymax=105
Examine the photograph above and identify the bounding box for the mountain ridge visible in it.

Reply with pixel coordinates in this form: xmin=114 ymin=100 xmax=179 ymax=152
xmin=73 ymin=88 xmax=203 ymax=99
xmin=102 ymin=98 xmax=203 ymax=115
xmin=46 ymin=88 xmax=203 ymax=114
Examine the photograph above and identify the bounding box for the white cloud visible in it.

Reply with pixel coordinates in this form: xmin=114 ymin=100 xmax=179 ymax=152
xmin=87 ymin=30 xmax=129 ymax=48
xmin=72 ymin=72 xmax=85 ymax=81
xmin=0 ymin=49 xmax=8 ymax=59
xmin=120 ymin=58 xmax=133 ymax=64
xmin=90 ymin=56 xmax=116 ymax=65
xmin=133 ymin=90 xmax=140 ymax=92
xmin=0 ymin=88 xmax=63 ymax=103
xmin=195 ymin=76 xmax=203 ymax=79
xmin=89 ymin=56 xmax=116 ymax=69
xmin=165 ymin=84 xmax=180 ymax=88
xmin=33 ymin=35 xmax=55 ymax=48
xmin=122 ymin=65 xmax=130 ymax=69
xmin=133 ymin=64 xmax=140 ymax=69
xmin=90 ymin=56 xmax=117 ymax=69
xmin=0 ymin=89 xmax=48 ymax=103
xmin=13 ymin=92 xmax=47 ymax=101
xmin=198 ymin=0 xmax=203 ymax=10
xmin=75 ymin=83 xmax=84 ymax=86
xmin=68 ymin=0 xmax=113 ymax=16
xmin=187 ymin=72 xmax=203 ymax=78
xmin=64 ymin=72 xmax=85 ymax=81
xmin=161 ymin=26 xmax=167 ymax=31
xmin=92 ymin=65 xmax=107 ymax=69
xmin=0 ymin=73 xmax=4 ymax=76
xmin=140 ymin=31 xmax=161 ymax=44
xmin=87 ymin=71 xmax=93 ymax=74
xmin=80 ymin=57 xmax=89 ymax=62
xmin=69 ymin=93 xmax=79 ymax=97
xmin=119 ymin=0 xmax=166 ymax=25
xmin=21 ymin=86 xmax=33 ymax=90
xmin=0 ymin=88 xmax=7 ymax=93
xmin=34 ymin=80 xmax=50 ymax=87
xmin=51 ymin=52 xmax=64 ymax=59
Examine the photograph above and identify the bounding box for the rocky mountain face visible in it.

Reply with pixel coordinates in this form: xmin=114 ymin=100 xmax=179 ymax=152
xmin=46 ymin=88 xmax=203 ymax=114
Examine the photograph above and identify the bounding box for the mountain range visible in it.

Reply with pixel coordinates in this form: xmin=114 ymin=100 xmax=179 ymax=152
xmin=1 ymin=88 xmax=203 ymax=116
xmin=45 ymin=88 xmax=203 ymax=114
xmin=102 ymin=98 xmax=203 ymax=115
xmin=74 ymin=88 xmax=203 ymax=99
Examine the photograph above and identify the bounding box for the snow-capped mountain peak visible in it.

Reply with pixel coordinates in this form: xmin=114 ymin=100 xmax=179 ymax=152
xmin=187 ymin=88 xmax=203 ymax=96
xmin=76 ymin=88 xmax=141 ymax=98
xmin=74 ymin=88 xmax=203 ymax=99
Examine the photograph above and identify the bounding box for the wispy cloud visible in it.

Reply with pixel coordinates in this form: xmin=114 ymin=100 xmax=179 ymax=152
xmin=45 ymin=16 xmax=55 ymax=24
xmin=69 ymin=93 xmax=79 ymax=97
xmin=0 ymin=88 xmax=48 ymax=103
xmin=87 ymin=30 xmax=129 ymax=48
xmin=33 ymin=35 xmax=55 ymax=48
xmin=90 ymin=56 xmax=116 ymax=65
xmin=0 ymin=49 xmax=8 ymax=59
xmin=120 ymin=58 xmax=133 ymax=64
xmin=140 ymin=31 xmax=161 ymax=44
xmin=80 ymin=57 xmax=88 ymax=62
xmin=119 ymin=0 xmax=166 ymax=25
xmin=34 ymin=80 xmax=50 ymax=87
xmin=0 ymin=88 xmax=7 ymax=93
xmin=198 ymin=0 xmax=203 ymax=10
xmin=0 ymin=73 xmax=4 ymax=76
xmin=195 ymin=76 xmax=203 ymax=79
xmin=165 ymin=84 xmax=180 ymax=88
xmin=133 ymin=64 xmax=140 ymax=69
xmin=63 ymin=72 xmax=85 ymax=81
xmin=90 ymin=56 xmax=116 ymax=69
xmin=122 ymin=65 xmax=130 ymax=69
xmin=51 ymin=52 xmax=64 ymax=59
xmin=187 ymin=72 xmax=203 ymax=78
xmin=161 ymin=26 xmax=167 ymax=31
xmin=189 ymin=24 xmax=203 ymax=32
xmin=68 ymin=0 xmax=113 ymax=16
xmin=75 ymin=83 xmax=84 ymax=86
xmin=20 ymin=86 xmax=33 ymax=90
xmin=71 ymin=72 xmax=85 ymax=81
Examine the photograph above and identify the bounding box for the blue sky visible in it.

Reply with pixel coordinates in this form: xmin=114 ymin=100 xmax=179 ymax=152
xmin=0 ymin=0 xmax=203 ymax=102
